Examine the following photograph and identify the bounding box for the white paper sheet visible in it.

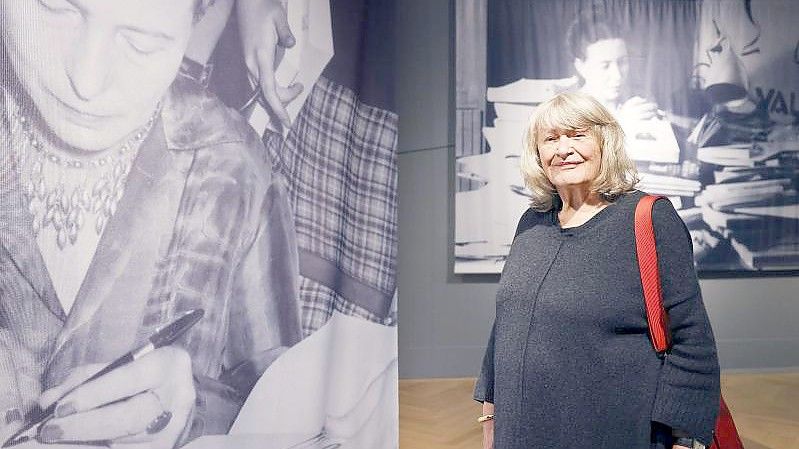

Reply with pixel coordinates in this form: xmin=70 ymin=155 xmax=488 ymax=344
xmin=228 ymin=312 xmax=398 ymax=449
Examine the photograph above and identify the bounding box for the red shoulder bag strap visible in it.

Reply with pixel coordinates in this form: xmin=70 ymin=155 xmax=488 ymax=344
xmin=634 ymin=195 xmax=745 ymax=449
xmin=634 ymin=195 xmax=671 ymax=353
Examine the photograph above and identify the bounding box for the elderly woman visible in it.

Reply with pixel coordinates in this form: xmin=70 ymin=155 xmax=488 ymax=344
xmin=0 ymin=0 xmax=301 ymax=447
xmin=474 ymin=92 xmax=720 ymax=449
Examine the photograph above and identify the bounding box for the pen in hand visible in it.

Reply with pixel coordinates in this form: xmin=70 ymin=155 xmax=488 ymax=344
xmin=3 ymin=308 xmax=205 ymax=448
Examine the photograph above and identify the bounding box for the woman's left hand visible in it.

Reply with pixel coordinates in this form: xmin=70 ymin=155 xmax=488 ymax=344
xmin=37 ymin=347 xmax=196 ymax=448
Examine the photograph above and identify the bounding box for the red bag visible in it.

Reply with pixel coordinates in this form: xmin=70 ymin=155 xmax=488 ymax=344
xmin=634 ymin=195 xmax=744 ymax=449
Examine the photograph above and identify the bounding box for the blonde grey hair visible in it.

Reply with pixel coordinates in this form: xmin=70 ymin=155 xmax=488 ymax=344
xmin=519 ymin=91 xmax=639 ymax=211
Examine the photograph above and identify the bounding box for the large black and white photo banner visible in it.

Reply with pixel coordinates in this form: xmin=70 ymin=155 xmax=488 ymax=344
xmin=0 ymin=0 xmax=398 ymax=447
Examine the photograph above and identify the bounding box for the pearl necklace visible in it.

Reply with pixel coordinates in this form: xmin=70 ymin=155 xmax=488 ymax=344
xmin=12 ymin=111 xmax=157 ymax=250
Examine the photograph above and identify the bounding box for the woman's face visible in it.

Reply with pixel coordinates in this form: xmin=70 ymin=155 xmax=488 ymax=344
xmin=574 ymin=38 xmax=630 ymax=105
xmin=1 ymin=0 xmax=196 ymax=152
xmin=537 ymin=127 xmax=602 ymax=191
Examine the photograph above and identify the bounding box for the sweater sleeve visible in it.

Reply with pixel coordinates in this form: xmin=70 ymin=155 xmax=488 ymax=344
xmin=649 ymin=200 xmax=721 ymax=446
xmin=473 ymin=208 xmax=533 ymax=404
xmin=473 ymin=321 xmax=496 ymax=403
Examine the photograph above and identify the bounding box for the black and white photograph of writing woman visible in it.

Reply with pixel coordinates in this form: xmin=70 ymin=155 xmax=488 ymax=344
xmin=474 ymin=93 xmax=720 ymax=449
xmin=0 ymin=0 xmax=302 ymax=447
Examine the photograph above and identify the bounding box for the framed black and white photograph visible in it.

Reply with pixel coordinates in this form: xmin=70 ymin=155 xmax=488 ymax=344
xmin=455 ymin=0 xmax=799 ymax=275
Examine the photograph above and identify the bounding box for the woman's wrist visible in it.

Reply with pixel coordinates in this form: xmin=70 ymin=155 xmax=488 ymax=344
xmin=477 ymin=414 xmax=494 ymax=424
xmin=673 ymin=436 xmax=704 ymax=448
xmin=671 ymin=428 xmax=704 ymax=448
xmin=479 ymin=401 xmax=495 ymax=424
xmin=671 ymin=429 xmax=705 ymax=449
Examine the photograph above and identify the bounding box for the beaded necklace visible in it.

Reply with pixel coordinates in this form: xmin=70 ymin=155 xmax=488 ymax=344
xmin=10 ymin=108 xmax=157 ymax=250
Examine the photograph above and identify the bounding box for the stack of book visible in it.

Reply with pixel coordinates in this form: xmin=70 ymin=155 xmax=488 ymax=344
xmin=636 ymin=160 xmax=702 ymax=209
xmin=698 ymin=141 xmax=799 ymax=166
xmin=683 ymin=109 xmax=799 ymax=269
xmin=695 ymin=152 xmax=799 ymax=269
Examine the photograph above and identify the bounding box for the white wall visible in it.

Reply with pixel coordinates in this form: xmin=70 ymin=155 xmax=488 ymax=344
xmin=396 ymin=0 xmax=799 ymax=378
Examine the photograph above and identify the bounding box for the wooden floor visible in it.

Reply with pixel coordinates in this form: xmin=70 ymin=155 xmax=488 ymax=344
xmin=399 ymin=372 xmax=799 ymax=449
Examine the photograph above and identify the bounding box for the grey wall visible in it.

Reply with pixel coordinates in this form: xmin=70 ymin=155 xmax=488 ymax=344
xmin=396 ymin=0 xmax=799 ymax=379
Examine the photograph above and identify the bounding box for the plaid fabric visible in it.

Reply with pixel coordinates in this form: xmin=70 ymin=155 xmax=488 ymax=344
xmin=265 ymin=76 xmax=398 ymax=335
xmin=299 ymin=278 xmax=395 ymax=334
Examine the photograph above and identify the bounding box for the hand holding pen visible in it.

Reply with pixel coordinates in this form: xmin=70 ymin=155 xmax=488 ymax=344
xmin=4 ymin=309 xmax=204 ymax=448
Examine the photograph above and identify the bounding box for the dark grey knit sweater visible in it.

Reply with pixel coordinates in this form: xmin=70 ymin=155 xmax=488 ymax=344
xmin=474 ymin=191 xmax=720 ymax=449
